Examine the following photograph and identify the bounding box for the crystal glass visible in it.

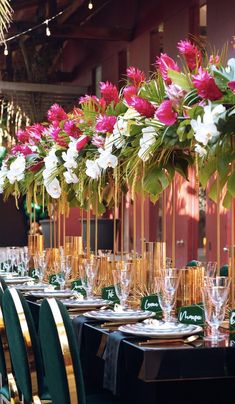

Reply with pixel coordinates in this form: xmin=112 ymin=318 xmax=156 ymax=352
xmin=34 ymin=250 xmax=48 ymax=283
xmin=201 ymin=285 xmax=229 ymax=342
xmin=61 ymin=255 xmax=72 ymax=285
xmin=205 ymin=261 xmax=217 ymax=278
xmin=155 ymin=268 xmax=182 ymax=324
xmin=79 ymin=258 xmax=99 ymax=299
xmin=112 ymin=266 xmax=132 ymax=308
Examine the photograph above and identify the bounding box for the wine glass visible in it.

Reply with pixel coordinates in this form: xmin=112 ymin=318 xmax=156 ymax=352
xmin=79 ymin=258 xmax=99 ymax=299
xmin=205 ymin=261 xmax=217 ymax=278
xmin=201 ymin=283 xmax=229 ymax=342
xmin=112 ymin=266 xmax=132 ymax=308
xmin=61 ymin=255 xmax=72 ymax=287
xmin=155 ymin=268 xmax=182 ymax=325
xmin=34 ymin=251 xmax=48 ymax=283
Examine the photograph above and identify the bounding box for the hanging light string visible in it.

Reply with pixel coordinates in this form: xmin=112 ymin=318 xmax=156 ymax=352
xmin=0 ymin=10 xmax=64 ymax=46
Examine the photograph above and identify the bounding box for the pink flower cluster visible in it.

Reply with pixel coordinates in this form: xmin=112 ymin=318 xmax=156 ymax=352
xmin=100 ymin=81 xmax=119 ymax=105
xmin=96 ymin=114 xmax=117 ymax=133
xmin=127 ymin=66 xmax=146 ymax=87
xmin=192 ymin=67 xmax=223 ymax=101
xmin=47 ymin=104 xmax=68 ymax=123
xmin=155 ymin=54 xmax=180 ymax=85
xmin=177 ymin=40 xmax=202 ymax=71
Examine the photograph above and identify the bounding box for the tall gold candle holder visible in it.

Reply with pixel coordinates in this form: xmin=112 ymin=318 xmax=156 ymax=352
xmin=144 ymin=241 xmax=166 ymax=293
xmin=177 ymin=265 xmax=205 ymax=306
xmin=28 ymin=235 xmax=44 ymax=255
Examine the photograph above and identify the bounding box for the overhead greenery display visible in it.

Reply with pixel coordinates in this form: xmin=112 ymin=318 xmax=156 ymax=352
xmin=0 ymin=0 xmax=12 ymax=43
xmin=0 ymin=39 xmax=234 ymax=212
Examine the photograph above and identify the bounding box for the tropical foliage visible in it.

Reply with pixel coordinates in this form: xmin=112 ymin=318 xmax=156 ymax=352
xmin=0 ymin=39 xmax=235 ymax=213
xmin=0 ymin=0 xmax=12 ymax=43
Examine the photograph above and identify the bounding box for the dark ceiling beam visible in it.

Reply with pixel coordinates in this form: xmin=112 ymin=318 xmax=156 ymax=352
xmin=0 ymin=81 xmax=87 ymax=95
xmin=52 ymin=26 xmax=133 ymax=41
xmin=58 ymin=0 xmax=85 ymax=24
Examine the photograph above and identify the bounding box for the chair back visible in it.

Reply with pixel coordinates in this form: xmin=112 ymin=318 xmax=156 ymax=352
xmin=0 ymin=288 xmax=10 ymax=384
xmin=39 ymin=298 xmax=86 ymax=404
xmin=0 ymin=277 xmax=8 ymax=292
xmin=2 ymin=288 xmax=45 ymax=403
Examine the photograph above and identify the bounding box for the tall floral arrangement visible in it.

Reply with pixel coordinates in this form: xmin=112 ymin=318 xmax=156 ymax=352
xmin=0 ymin=39 xmax=234 ymax=212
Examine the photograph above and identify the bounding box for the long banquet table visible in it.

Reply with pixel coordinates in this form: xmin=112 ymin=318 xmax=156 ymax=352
xmin=75 ymin=321 xmax=235 ymax=404
xmin=27 ymin=299 xmax=235 ymax=404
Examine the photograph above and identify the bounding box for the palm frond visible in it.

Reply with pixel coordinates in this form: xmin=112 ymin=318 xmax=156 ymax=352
xmin=0 ymin=0 xmax=13 ymax=43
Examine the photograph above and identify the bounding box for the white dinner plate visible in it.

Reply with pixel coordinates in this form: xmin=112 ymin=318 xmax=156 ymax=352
xmin=118 ymin=321 xmax=203 ymax=338
xmin=4 ymin=276 xmax=34 ymax=284
xmin=13 ymin=284 xmax=48 ymax=291
xmin=83 ymin=308 xmax=155 ymax=322
xmin=26 ymin=290 xmax=74 ymax=298
xmin=60 ymin=298 xmax=112 ymax=308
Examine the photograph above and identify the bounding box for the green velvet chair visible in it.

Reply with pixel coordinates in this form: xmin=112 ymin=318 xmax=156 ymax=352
xmin=186 ymin=260 xmax=200 ymax=267
xmin=0 ymin=277 xmax=8 ymax=292
xmin=0 ymin=288 xmax=20 ymax=404
xmin=39 ymin=298 xmax=121 ymax=404
xmin=220 ymin=264 xmax=228 ymax=277
xmin=2 ymin=288 xmax=51 ymax=404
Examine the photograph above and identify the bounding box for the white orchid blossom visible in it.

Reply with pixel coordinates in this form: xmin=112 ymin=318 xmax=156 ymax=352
xmin=138 ymin=126 xmax=157 ymax=162
xmin=97 ymin=149 xmax=118 ymax=169
xmin=195 ymin=144 xmax=207 ymax=157
xmin=45 ymin=177 xmax=61 ymax=199
xmin=191 ymin=103 xmax=225 ymax=146
xmin=86 ymin=159 xmax=102 ymax=179
xmin=7 ymin=155 xmax=26 ymax=184
xmin=0 ymin=163 xmax=8 ymax=193
xmin=62 ymin=140 xmax=78 ymax=170
xmin=63 ymin=169 xmax=79 ymax=184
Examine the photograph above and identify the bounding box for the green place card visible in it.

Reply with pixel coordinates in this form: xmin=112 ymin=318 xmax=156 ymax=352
xmin=140 ymin=294 xmax=162 ymax=319
xmin=48 ymin=273 xmax=64 ymax=289
xmin=229 ymin=309 xmax=235 ymax=331
xmin=71 ymin=279 xmax=86 ymax=297
xmin=178 ymin=304 xmax=204 ymax=326
xmin=28 ymin=268 xmax=38 ymax=279
xmin=101 ymin=285 xmax=119 ymax=303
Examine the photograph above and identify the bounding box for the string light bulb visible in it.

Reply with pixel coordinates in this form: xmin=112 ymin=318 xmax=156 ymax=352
xmin=45 ymin=20 xmax=51 ymax=37
xmin=4 ymin=43 xmax=8 ymax=56
xmin=88 ymin=1 xmax=93 ymax=9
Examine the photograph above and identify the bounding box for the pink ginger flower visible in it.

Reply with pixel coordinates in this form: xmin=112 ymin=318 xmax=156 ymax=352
xmin=47 ymin=104 xmax=67 ymax=123
xmin=79 ymin=95 xmax=99 ymax=104
xmin=11 ymin=144 xmax=32 ymax=156
xmin=209 ymin=55 xmax=220 ymax=65
xmin=130 ymin=96 xmax=155 ymax=118
xmin=228 ymin=81 xmax=235 ymax=93
xmin=79 ymin=95 xmax=106 ymax=111
xmin=16 ymin=129 xmax=29 ymax=143
xmin=27 ymin=123 xmax=44 ymax=143
xmin=126 ymin=66 xmax=146 ymax=86
xmin=155 ymin=53 xmax=180 ymax=85
xmin=92 ymin=134 xmax=105 ymax=148
xmin=64 ymin=120 xmax=82 ymax=139
xmin=48 ymin=125 xmax=68 ymax=147
xmin=76 ymin=135 xmax=90 ymax=151
xmin=166 ymin=84 xmax=186 ymax=108
xmin=192 ymin=67 xmax=223 ymax=100
xmin=123 ymin=85 xmax=137 ymax=105
xmin=155 ymin=100 xmax=178 ymax=126
xmin=96 ymin=114 xmax=117 ymax=133
xmin=177 ymin=40 xmax=202 ymax=71
xmin=100 ymin=81 xmax=119 ymax=105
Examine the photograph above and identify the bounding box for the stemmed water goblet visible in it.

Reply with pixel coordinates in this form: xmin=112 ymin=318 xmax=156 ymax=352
xmin=79 ymin=258 xmax=99 ymax=299
xmin=202 ymin=276 xmax=231 ymax=341
xmin=112 ymin=263 xmax=132 ymax=309
xmin=155 ymin=268 xmax=182 ymax=326
xmin=34 ymin=251 xmax=48 ymax=283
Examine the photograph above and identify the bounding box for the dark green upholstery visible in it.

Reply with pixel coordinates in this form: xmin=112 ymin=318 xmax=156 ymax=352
xmin=0 ymin=384 xmax=10 ymax=400
xmin=2 ymin=289 xmax=50 ymax=403
xmin=220 ymin=264 xmax=228 ymax=277
xmin=0 ymin=277 xmax=8 ymax=291
xmin=186 ymin=260 xmax=199 ymax=267
xmin=39 ymin=299 xmax=121 ymax=404
xmin=0 ymin=288 xmax=7 ymax=383
xmin=39 ymin=299 xmax=86 ymax=404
